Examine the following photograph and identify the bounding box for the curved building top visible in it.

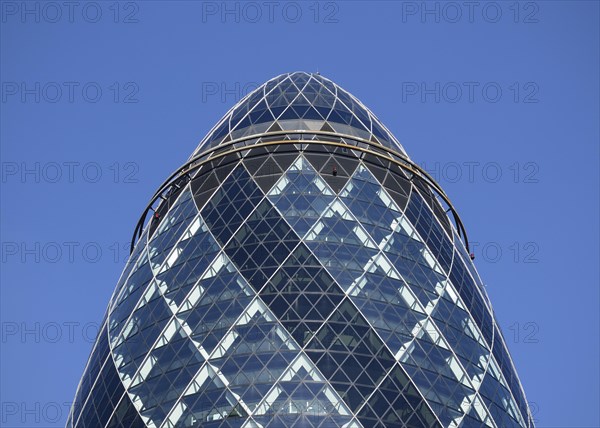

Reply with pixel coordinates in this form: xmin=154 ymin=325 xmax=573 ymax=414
xmin=192 ymin=71 xmax=408 ymax=157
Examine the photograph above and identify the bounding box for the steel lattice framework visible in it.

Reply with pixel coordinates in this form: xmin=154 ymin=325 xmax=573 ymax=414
xmin=68 ymin=72 xmax=534 ymax=428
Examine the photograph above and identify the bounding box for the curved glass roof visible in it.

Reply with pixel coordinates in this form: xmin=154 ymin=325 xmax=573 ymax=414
xmin=192 ymin=71 xmax=407 ymax=157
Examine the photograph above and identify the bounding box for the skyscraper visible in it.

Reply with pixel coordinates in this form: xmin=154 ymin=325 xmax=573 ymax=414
xmin=67 ymin=72 xmax=534 ymax=428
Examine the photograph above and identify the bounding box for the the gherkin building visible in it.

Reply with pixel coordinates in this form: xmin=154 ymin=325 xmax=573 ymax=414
xmin=67 ymin=72 xmax=534 ymax=428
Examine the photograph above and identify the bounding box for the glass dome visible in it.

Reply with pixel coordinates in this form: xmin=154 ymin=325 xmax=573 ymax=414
xmin=192 ymin=72 xmax=407 ymax=157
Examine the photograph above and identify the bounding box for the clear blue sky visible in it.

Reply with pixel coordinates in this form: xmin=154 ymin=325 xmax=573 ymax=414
xmin=1 ymin=1 xmax=598 ymax=426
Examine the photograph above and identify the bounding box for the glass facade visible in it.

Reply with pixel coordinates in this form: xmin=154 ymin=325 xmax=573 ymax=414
xmin=68 ymin=72 xmax=534 ymax=428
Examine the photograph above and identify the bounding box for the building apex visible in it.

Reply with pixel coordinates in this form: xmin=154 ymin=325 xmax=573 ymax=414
xmin=192 ymin=72 xmax=406 ymax=158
